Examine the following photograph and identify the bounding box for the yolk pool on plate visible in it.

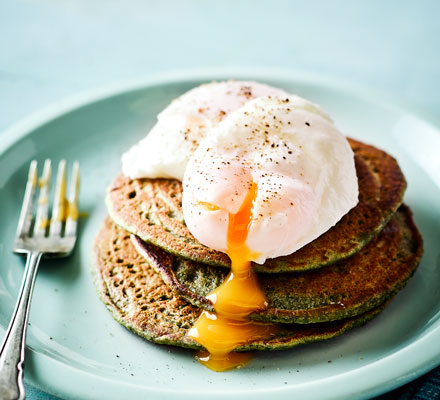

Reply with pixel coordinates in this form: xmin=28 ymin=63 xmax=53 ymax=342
xmin=188 ymin=182 xmax=277 ymax=371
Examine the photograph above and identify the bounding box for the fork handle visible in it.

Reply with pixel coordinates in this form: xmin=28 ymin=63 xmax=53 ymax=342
xmin=0 ymin=251 xmax=42 ymax=400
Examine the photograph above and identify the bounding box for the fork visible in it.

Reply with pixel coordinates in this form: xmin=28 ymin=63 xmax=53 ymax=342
xmin=0 ymin=160 xmax=80 ymax=400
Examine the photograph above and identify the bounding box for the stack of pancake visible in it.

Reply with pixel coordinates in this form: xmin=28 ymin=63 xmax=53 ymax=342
xmin=92 ymin=138 xmax=423 ymax=354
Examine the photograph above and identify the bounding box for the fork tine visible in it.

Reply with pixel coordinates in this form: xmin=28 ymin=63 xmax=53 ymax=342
xmin=15 ymin=161 xmax=38 ymax=240
xmin=49 ymin=160 xmax=66 ymax=237
xmin=34 ymin=159 xmax=52 ymax=237
xmin=65 ymin=161 xmax=80 ymax=237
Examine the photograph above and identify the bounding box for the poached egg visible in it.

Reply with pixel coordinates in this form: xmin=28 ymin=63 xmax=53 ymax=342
xmin=120 ymin=81 xmax=359 ymax=371
xmin=182 ymin=96 xmax=358 ymax=264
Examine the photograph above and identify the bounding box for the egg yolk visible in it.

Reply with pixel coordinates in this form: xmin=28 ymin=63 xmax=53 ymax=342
xmin=188 ymin=182 xmax=277 ymax=371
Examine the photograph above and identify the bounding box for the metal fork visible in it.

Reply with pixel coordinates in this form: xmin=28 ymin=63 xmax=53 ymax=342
xmin=0 ymin=160 xmax=80 ymax=400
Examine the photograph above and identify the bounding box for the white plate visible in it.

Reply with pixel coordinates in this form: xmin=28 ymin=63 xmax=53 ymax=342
xmin=0 ymin=72 xmax=439 ymax=400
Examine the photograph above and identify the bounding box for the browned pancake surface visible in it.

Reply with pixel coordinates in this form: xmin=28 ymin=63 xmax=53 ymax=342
xmin=92 ymin=218 xmax=389 ymax=351
xmin=107 ymin=139 xmax=406 ymax=272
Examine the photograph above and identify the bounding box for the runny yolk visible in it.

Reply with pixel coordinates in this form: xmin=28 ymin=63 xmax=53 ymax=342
xmin=188 ymin=182 xmax=277 ymax=371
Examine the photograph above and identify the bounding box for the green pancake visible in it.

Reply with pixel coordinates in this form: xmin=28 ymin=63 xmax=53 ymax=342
xmin=106 ymin=138 xmax=407 ymax=273
xmin=92 ymin=217 xmax=389 ymax=351
xmin=133 ymin=205 xmax=423 ymax=324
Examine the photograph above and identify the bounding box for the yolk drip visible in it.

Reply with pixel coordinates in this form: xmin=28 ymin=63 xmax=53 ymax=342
xmin=198 ymin=201 xmax=221 ymax=212
xmin=188 ymin=182 xmax=277 ymax=371
xmin=67 ymin=200 xmax=79 ymax=221
xmin=54 ymin=170 xmax=67 ymax=222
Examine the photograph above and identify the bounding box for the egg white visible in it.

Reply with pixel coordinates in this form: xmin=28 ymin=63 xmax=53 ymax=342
xmin=122 ymin=81 xmax=290 ymax=180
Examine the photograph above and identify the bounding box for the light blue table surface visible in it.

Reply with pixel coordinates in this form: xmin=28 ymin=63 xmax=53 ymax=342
xmin=1 ymin=1 xmax=439 ymax=399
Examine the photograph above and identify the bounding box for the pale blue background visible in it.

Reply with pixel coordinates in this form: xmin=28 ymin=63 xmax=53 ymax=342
xmin=1 ymin=0 xmax=439 ymax=398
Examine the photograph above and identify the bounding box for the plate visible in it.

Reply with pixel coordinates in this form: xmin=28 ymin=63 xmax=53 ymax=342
xmin=1 ymin=72 xmax=439 ymax=400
